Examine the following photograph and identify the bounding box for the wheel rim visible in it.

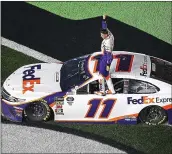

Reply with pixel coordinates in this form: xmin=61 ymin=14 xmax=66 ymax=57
xmin=29 ymin=103 xmax=46 ymax=117
xmin=146 ymin=106 xmax=163 ymax=123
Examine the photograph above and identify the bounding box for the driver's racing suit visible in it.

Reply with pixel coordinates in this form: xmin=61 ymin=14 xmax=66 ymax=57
xmin=98 ymin=19 xmax=116 ymax=94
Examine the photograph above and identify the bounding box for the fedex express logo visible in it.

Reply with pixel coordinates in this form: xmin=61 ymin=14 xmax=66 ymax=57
xmin=128 ymin=96 xmax=172 ymax=104
xmin=22 ymin=64 xmax=41 ymax=94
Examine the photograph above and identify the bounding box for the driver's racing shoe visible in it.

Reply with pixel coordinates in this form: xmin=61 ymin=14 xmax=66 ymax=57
xmin=94 ymin=91 xmax=106 ymax=96
xmin=106 ymin=90 xmax=116 ymax=94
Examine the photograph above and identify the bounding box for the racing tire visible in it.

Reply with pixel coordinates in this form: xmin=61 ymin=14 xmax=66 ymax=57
xmin=139 ymin=105 xmax=167 ymax=125
xmin=24 ymin=101 xmax=51 ymax=122
xmin=1 ymin=114 xmax=8 ymax=122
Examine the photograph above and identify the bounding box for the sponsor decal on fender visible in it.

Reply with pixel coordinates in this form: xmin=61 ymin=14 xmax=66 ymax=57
xmin=13 ymin=106 xmax=23 ymax=110
xmin=15 ymin=109 xmax=23 ymax=117
xmin=55 ymin=107 xmax=64 ymax=115
xmin=66 ymin=97 xmax=74 ymax=106
xmin=55 ymin=97 xmax=64 ymax=101
xmin=22 ymin=64 xmax=41 ymax=94
xmin=66 ymin=97 xmax=74 ymax=101
xmin=55 ymin=97 xmax=64 ymax=115
xmin=127 ymin=96 xmax=172 ymax=104
xmin=13 ymin=106 xmax=23 ymax=117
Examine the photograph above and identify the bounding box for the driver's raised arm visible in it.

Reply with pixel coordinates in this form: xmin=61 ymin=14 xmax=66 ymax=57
xmin=102 ymin=17 xmax=113 ymax=37
xmin=101 ymin=15 xmax=114 ymax=53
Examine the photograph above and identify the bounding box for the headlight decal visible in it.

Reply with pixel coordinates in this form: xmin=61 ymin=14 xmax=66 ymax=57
xmin=2 ymin=87 xmax=26 ymax=102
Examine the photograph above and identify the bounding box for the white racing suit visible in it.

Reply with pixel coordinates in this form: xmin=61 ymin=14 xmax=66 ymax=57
xmin=99 ymin=20 xmax=115 ymax=94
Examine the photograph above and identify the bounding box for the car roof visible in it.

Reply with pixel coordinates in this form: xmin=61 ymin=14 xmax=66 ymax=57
xmin=110 ymin=51 xmax=151 ymax=79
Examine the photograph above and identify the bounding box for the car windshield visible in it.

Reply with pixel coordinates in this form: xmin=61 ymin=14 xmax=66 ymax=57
xmin=60 ymin=54 xmax=92 ymax=91
xmin=150 ymin=57 xmax=172 ymax=85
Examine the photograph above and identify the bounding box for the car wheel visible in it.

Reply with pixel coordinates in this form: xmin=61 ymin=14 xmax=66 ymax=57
xmin=1 ymin=114 xmax=8 ymax=122
xmin=139 ymin=105 xmax=167 ymax=125
xmin=24 ymin=101 xmax=51 ymax=122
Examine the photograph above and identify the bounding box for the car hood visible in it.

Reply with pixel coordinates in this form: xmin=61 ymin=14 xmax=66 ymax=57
xmin=3 ymin=63 xmax=63 ymax=101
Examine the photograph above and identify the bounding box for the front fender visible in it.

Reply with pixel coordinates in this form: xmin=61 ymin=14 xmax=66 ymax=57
xmin=1 ymin=99 xmax=27 ymax=122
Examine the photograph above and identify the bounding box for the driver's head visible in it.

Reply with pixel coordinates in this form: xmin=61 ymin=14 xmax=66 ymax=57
xmin=100 ymin=29 xmax=108 ymax=39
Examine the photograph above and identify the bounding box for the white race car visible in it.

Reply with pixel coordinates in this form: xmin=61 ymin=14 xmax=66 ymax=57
xmin=1 ymin=51 xmax=172 ymax=125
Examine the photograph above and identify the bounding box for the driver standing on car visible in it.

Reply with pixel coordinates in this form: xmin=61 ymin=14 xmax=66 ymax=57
xmin=95 ymin=15 xmax=116 ymax=96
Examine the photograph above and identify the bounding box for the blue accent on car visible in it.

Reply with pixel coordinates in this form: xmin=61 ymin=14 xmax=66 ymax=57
xmin=85 ymin=99 xmax=100 ymax=118
xmin=115 ymin=54 xmax=133 ymax=72
xmin=44 ymin=92 xmax=67 ymax=105
xmin=166 ymin=108 xmax=172 ymax=124
xmin=116 ymin=119 xmax=137 ymax=125
xmin=1 ymin=99 xmax=27 ymax=122
xmin=56 ymin=121 xmax=116 ymax=124
xmin=100 ymin=99 xmax=115 ymax=118
xmin=55 ymin=119 xmax=137 ymax=125
xmin=60 ymin=55 xmax=92 ymax=91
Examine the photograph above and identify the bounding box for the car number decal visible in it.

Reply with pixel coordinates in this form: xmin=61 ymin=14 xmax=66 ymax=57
xmin=113 ymin=54 xmax=134 ymax=72
xmin=85 ymin=98 xmax=116 ymax=118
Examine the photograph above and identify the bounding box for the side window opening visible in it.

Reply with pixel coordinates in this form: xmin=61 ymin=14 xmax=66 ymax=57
xmin=76 ymin=84 xmax=88 ymax=94
xmin=77 ymin=78 xmax=125 ymax=95
xmin=76 ymin=80 xmax=99 ymax=94
xmin=76 ymin=79 xmax=159 ymax=95
xmin=128 ymin=79 xmax=160 ymax=94
xmin=112 ymin=78 xmax=125 ymax=93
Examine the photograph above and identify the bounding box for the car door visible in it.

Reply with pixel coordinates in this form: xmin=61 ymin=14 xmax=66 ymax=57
xmin=53 ymin=79 xmax=135 ymax=122
xmin=54 ymin=82 xmax=118 ymax=122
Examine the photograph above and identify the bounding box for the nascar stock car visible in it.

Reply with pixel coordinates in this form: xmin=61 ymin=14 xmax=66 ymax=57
xmin=1 ymin=51 xmax=172 ymax=125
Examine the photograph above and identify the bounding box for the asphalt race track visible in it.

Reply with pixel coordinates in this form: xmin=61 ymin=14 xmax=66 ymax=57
xmin=1 ymin=122 xmax=126 ymax=153
xmin=2 ymin=118 xmax=145 ymax=154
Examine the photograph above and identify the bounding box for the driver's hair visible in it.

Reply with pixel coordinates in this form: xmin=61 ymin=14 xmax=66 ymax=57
xmin=100 ymin=28 xmax=108 ymax=34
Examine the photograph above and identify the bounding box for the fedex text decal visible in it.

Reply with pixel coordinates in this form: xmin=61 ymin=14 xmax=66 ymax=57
xmin=22 ymin=64 xmax=41 ymax=94
xmin=127 ymin=96 xmax=172 ymax=104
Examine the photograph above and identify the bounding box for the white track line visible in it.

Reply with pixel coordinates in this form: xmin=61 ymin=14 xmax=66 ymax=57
xmin=1 ymin=37 xmax=61 ymax=63
xmin=2 ymin=124 xmax=126 ymax=153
